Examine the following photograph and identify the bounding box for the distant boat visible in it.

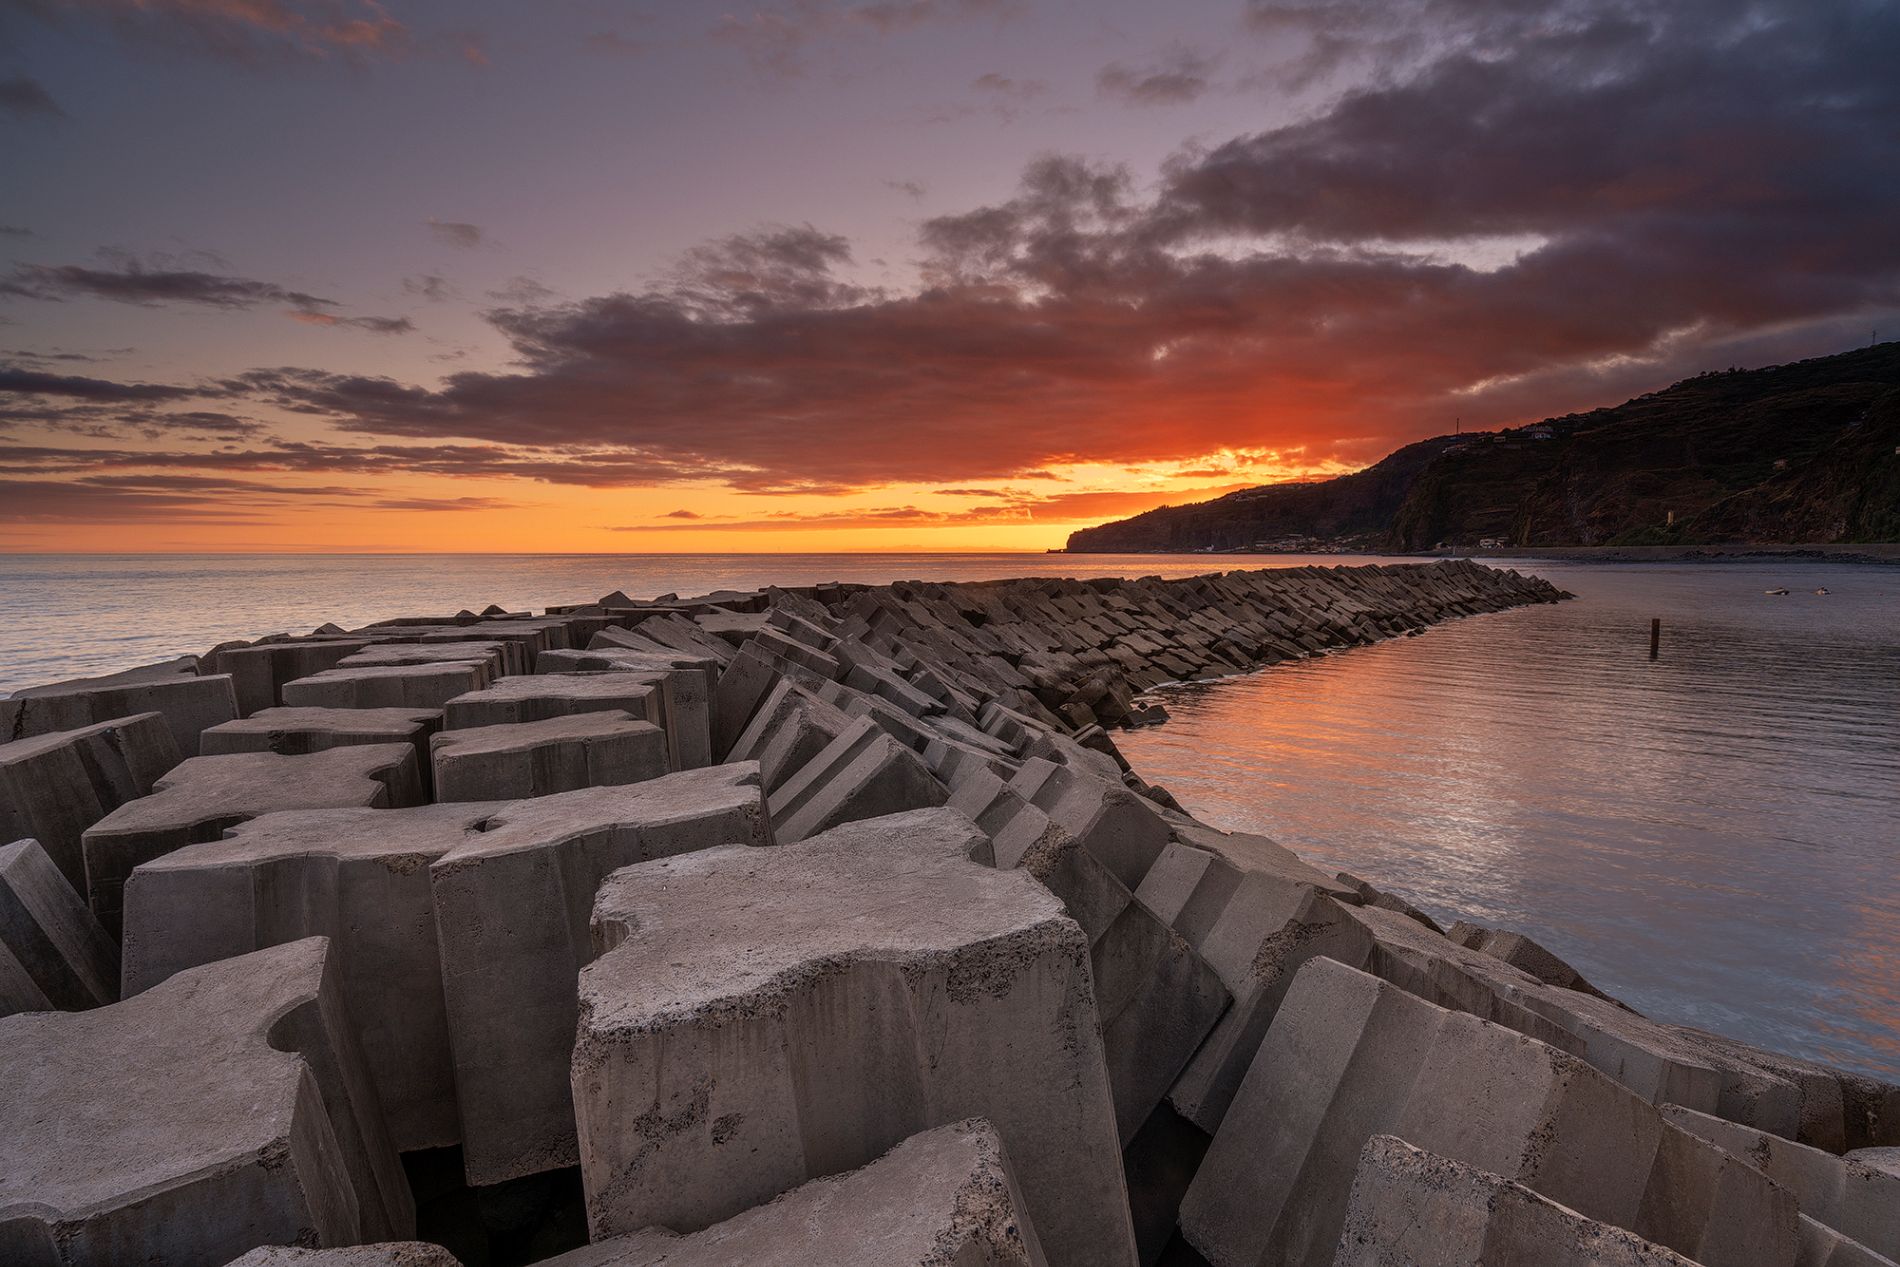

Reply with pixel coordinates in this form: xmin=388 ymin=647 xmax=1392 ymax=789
xmin=1765 ymin=588 xmax=1790 ymax=595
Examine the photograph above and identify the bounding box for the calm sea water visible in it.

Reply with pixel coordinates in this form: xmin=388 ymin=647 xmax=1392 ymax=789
xmin=1122 ymin=558 xmax=1900 ymax=1080
xmin=3 ymin=552 xmax=1896 ymax=1079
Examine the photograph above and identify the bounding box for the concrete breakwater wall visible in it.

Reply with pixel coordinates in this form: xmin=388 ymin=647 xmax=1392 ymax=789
xmin=4 ymin=559 xmax=1897 ymax=1267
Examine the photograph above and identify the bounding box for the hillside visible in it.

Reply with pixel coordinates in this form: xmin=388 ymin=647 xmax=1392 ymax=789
xmin=1066 ymin=343 xmax=1900 ymax=552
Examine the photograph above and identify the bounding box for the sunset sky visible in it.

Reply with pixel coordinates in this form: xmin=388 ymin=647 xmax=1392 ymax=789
xmin=3 ymin=0 xmax=1897 ymax=552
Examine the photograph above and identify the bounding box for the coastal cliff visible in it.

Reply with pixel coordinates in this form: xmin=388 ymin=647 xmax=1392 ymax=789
xmin=1068 ymin=341 xmax=1900 ymax=553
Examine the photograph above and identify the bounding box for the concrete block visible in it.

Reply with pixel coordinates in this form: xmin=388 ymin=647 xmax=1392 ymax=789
xmin=213 ymin=641 xmax=371 ymax=717
xmin=226 ymin=1246 xmax=462 ymax=1267
xmin=542 ymin=1120 xmax=1045 ymax=1267
xmin=443 ymin=672 xmax=656 ymax=729
xmin=82 ymin=745 xmax=423 ymax=936
xmin=338 ymin=641 xmax=513 ymax=681
xmin=123 ymin=803 xmax=505 ymax=1152
xmin=430 ymin=711 xmax=668 ymax=802
xmin=430 ymin=764 xmax=771 ymax=1184
xmin=0 ymin=937 xmax=412 ymax=1265
xmin=1009 ymin=759 xmax=1169 ymax=892
xmin=1335 ymin=1135 xmax=1701 ymax=1267
xmin=545 ymin=651 xmax=716 ymax=771
xmin=0 ymin=838 xmax=117 ymax=1014
xmin=201 ymin=705 xmax=443 ymax=796
xmin=1179 ymin=957 xmax=1798 ymax=1267
xmin=283 ymin=663 xmax=494 ymax=711
xmin=572 ymin=807 xmax=1135 ymax=1267
xmin=768 ymin=715 xmax=948 ymax=843
xmin=1447 ymin=919 xmax=1619 ymax=1000
xmin=1798 ymin=1217 xmax=1900 ymax=1267
xmin=1662 ymin=1103 xmax=1900 ymax=1260
xmin=0 ymin=711 xmax=179 ymax=890
xmin=1 ymin=673 xmax=238 ymax=759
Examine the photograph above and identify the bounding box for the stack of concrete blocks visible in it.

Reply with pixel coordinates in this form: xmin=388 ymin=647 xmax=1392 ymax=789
xmin=0 ymin=938 xmax=411 ymax=1265
xmin=118 ymin=765 xmax=770 ymax=1181
xmin=1 ymin=667 xmax=238 ymax=756
xmin=1335 ymin=1135 xmax=1705 ymax=1267
xmin=537 ymin=1120 xmax=1046 ymax=1267
xmin=0 ymin=710 xmax=179 ymax=890
xmin=9 ymin=563 xmax=1897 ymax=1267
xmin=80 ymin=744 xmax=424 ymax=936
xmin=1 ymin=837 xmax=118 ymax=1015
xmin=1178 ymin=957 xmax=1800 ymax=1267
xmin=570 ymin=808 xmax=1138 ymax=1266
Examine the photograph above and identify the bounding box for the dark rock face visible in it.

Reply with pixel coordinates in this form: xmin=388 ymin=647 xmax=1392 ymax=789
xmin=1069 ymin=341 xmax=1900 ymax=551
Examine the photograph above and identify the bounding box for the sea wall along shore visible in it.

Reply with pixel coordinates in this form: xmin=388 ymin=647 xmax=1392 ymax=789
xmin=6 ymin=559 xmax=1898 ymax=1267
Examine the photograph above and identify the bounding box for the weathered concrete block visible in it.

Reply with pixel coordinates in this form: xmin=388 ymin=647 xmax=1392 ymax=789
xmin=0 ymin=937 xmax=412 ymax=1265
xmin=200 ymin=705 xmax=443 ymax=799
xmin=572 ymin=807 xmax=1135 ymax=1267
xmin=1662 ymin=1103 xmax=1900 ymax=1260
xmin=1 ymin=838 xmax=117 ymax=1014
xmin=1 ymin=673 xmax=237 ymax=760
xmin=769 ymin=715 xmax=948 ymax=842
xmin=225 ymin=1245 xmax=463 ymax=1267
xmin=430 ymin=764 xmax=771 ymax=1184
xmin=1447 ymin=918 xmax=1618 ymax=1001
xmin=1335 ymin=1135 xmax=1701 ymax=1267
xmin=82 ymin=745 xmax=423 ymax=936
xmin=430 ymin=711 xmax=668 ymax=802
xmin=544 ymin=651 xmax=715 ymax=771
xmin=123 ymin=803 xmax=504 ymax=1152
xmin=1179 ymin=957 xmax=1798 ymax=1267
xmin=213 ymin=641 xmax=371 ymax=717
xmin=543 ymin=1120 xmax=1045 ymax=1267
xmin=1009 ymin=758 xmax=1169 ymax=892
xmin=0 ymin=711 xmax=179 ymax=890
xmin=338 ymin=640 xmax=513 ymax=681
xmin=283 ymin=663 xmax=494 ymax=711
xmin=443 ymin=671 xmax=656 ymax=729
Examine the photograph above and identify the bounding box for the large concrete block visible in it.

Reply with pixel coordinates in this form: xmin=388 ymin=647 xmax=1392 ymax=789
xmin=201 ymin=705 xmax=444 ymax=796
xmin=0 ymin=838 xmax=118 ymax=1014
xmin=123 ymin=803 xmax=505 ymax=1152
xmin=2 ymin=673 xmax=238 ymax=761
xmin=226 ymin=1246 xmax=462 ymax=1267
xmin=283 ymin=662 xmax=494 ymax=711
xmin=213 ymin=641 xmax=372 ymax=717
xmin=430 ymin=764 xmax=772 ymax=1184
xmin=1009 ymin=758 xmax=1169 ymax=892
xmin=442 ymin=672 xmax=656 ymax=729
xmin=338 ymin=640 xmax=513 ymax=680
xmin=430 ymin=712 xmax=668 ymax=802
xmin=82 ymin=745 xmax=423 ymax=936
xmin=543 ymin=1120 xmax=1046 ymax=1267
xmin=768 ymin=715 xmax=948 ymax=843
xmin=543 ymin=651 xmax=715 ymax=771
xmin=1662 ymin=1103 xmax=1900 ymax=1260
xmin=572 ymin=807 xmax=1136 ymax=1267
xmin=1179 ymin=957 xmax=1798 ymax=1267
xmin=0 ymin=711 xmax=180 ymax=890
xmin=0 ymin=937 xmax=412 ymax=1265
xmin=1335 ymin=1134 xmax=1701 ymax=1267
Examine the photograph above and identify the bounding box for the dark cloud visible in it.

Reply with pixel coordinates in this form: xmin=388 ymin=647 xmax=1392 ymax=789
xmin=663 ymin=509 xmax=703 ymax=519
xmin=0 ymin=74 xmax=63 ymax=119
xmin=0 ymin=226 xmax=33 ymax=237
xmin=487 ymin=276 xmax=556 ymax=305
xmin=1096 ymin=49 xmax=1215 ymax=106
xmin=1 ymin=256 xmax=331 ymax=311
xmin=884 ymin=179 xmax=928 ymax=200
xmin=0 ymin=366 xmax=197 ymax=402
xmin=0 ymin=253 xmax=412 ymax=333
xmin=425 ymin=218 xmax=483 ymax=249
xmin=402 ymin=274 xmax=454 ymax=302
xmin=972 ymin=71 xmax=1046 ymax=99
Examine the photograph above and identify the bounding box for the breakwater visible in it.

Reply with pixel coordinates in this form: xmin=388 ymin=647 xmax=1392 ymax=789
xmin=4 ymin=559 xmax=1896 ymax=1267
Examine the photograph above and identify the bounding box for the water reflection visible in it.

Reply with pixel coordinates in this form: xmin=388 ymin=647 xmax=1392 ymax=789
xmin=1121 ymin=560 xmax=1900 ymax=1079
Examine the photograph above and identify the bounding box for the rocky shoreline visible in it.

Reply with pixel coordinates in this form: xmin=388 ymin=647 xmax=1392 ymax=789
xmin=4 ymin=559 xmax=1896 ymax=1267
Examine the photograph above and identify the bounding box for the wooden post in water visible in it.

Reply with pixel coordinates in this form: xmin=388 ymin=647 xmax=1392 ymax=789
xmin=1650 ymin=617 xmax=1661 ymax=660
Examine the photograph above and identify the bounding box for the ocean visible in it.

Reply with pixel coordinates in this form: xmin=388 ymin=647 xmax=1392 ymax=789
xmin=4 ymin=551 xmax=1897 ymax=1078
